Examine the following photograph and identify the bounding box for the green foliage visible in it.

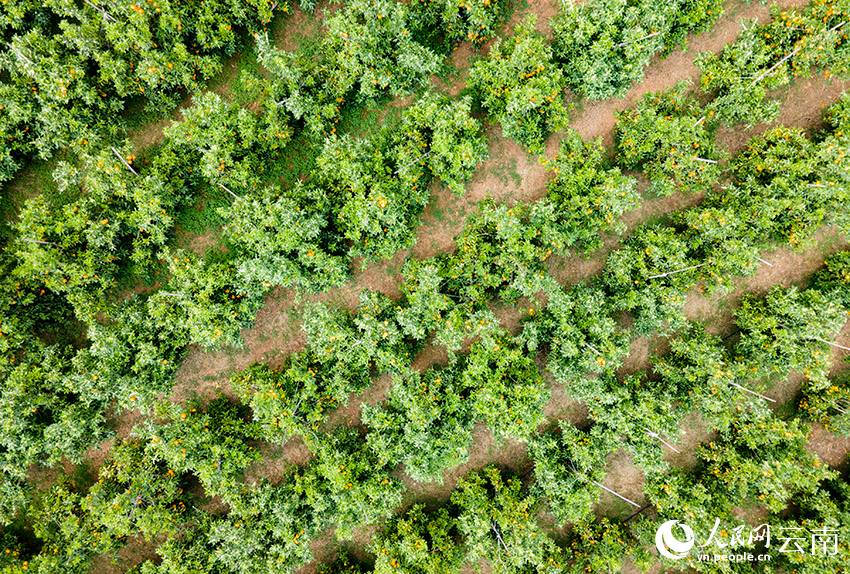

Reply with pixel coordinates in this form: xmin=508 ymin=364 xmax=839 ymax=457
xmin=452 ymin=466 xmax=563 ymax=574
xmin=310 ymin=94 xmax=486 ymax=262
xmin=552 ymin=0 xmax=723 ymax=100
xmin=304 ymin=291 xmax=412 ymax=378
xmin=734 ymin=285 xmax=847 ymax=386
xmin=602 ymin=225 xmax=693 ymax=334
xmin=137 ymin=518 xmax=228 ymax=574
xmin=257 ymin=0 xmax=439 ymax=137
xmin=468 ymin=16 xmax=568 ymax=154
xmin=0 ymin=343 xmax=111 ymax=526
xmin=163 ymin=92 xmax=293 ymax=191
xmin=543 ymin=130 xmax=639 ymax=251
xmin=411 ymin=0 xmax=511 ymax=50
xmin=315 ymin=133 xmax=431 ymax=261
xmin=294 ymin=428 xmax=404 ymax=540
xmin=230 ymin=353 xmax=358 ymax=447
xmin=394 ymin=259 xmax=454 ymax=341
xmin=572 ymin=371 xmax=683 ymax=473
xmin=800 ymin=371 xmax=850 ymax=437
xmin=0 ymin=0 xmax=277 ymax=181
xmin=770 ymin=479 xmax=850 ymax=574
xmin=530 ymin=282 xmax=630 ymax=382
xmin=812 ymin=250 xmax=850 ymax=310
xmin=23 ymin=479 xmax=117 ymax=573
xmin=653 ymin=324 xmax=765 ymax=432
xmin=716 ymin=126 xmax=845 ymax=248
xmin=218 ymin=184 xmax=348 ymax=293
xmin=529 ymin=423 xmax=614 ymax=525
xmin=698 ymin=3 xmax=850 ymax=126
xmin=462 ymin=328 xmax=548 ymax=442
xmin=148 ymin=250 xmax=265 ymax=349
xmin=615 ymin=81 xmax=723 ymax=196
xmin=566 ymin=518 xmax=651 ymax=574
xmin=673 ymin=206 xmax=760 ymax=290
xmin=445 ymin=199 xmax=557 ymax=305
xmin=135 ymin=396 xmax=261 ymax=502
xmin=698 ymin=411 xmax=836 ymax=513
xmin=69 ymin=296 xmax=186 ymax=408
xmin=206 ymin=482 xmax=316 ymax=573
xmin=363 ymin=362 xmax=474 ymax=483
xmin=395 ymin=93 xmax=488 ymax=195
xmin=369 ymin=505 xmax=464 ymax=574
xmin=84 ymin=439 xmax=188 ymax=541
xmin=13 ymin=144 xmax=180 ymax=312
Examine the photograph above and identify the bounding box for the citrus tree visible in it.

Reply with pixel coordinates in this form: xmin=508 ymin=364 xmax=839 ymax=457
xmin=543 ymin=130 xmax=639 ymax=252
xmin=551 ymin=0 xmax=723 ymax=100
xmin=451 ymin=466 xmax=563 ymax=574
xmin=468 ymin=16 xmax=568 ymax=154
xmin=615 ymin=81 xmax=723 ymax=196
xmin=411 ymin=0 xmax=511 ymax=50
xmin=362 ymin=361 xmax=475 ymax=483
xmin=368 ymin=505 xmax=464 ymax=574
xmin=734 ymin=285 xmax=847 ymax=386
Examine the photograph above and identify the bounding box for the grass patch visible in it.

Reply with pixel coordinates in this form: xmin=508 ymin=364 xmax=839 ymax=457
xmin=174 ymin=188 xmax=230 ymax=237
xmin=487 ymin=157 xmax=522 ymax=188
xmin=337 ymin=97 xmax=406 ymax=139
xmin=275 ymin=132 xmax=322 ymax=189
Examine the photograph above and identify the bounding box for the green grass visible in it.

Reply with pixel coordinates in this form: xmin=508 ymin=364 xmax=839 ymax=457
xmin=487 ymin=157 xmax=522 ymax=188
xmin=337 ymin=98 xmax=406 ymax=139
xmin=174 ymin=188 xmax=230 ymax=236
xmin=275 ymin=132 xmax=322 ymax=189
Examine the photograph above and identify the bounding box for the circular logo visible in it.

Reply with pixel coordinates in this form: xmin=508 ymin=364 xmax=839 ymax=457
xmin=655 ymin=520 xmax=695 ymax=560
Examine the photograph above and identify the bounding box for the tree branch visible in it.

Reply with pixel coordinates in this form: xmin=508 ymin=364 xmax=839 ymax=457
xmin=84 ymin=0 xmax=117 ymax=22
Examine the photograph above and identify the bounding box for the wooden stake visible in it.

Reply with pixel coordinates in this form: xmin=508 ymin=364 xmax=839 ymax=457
xmin=642 ymin=427 xmax=681 ymax=453
xmin=218 ymin=182 xmax=241 ymax=200
xmin=7 ymin=44 xmax=33 ymax=66
xmin=110 ymin=146 xmax=139 ymax=176
xmin=810 ymin=336 xmax=850 ymax=352
xmin=755 ymin=256 xmax=774 ymax=267
xmin=749 ymin=45 xmax=804 ymax=86
xmin=692 ymin=157 xmax=720 ymax=164
xmin=394 ymin=151 xmax=432 ymax=175
xmin=584 ymin=342 xmax=602 ymax=356
xmin=730 ymin=381 xmax=776 ymax=403
xmin=748 ymin=22 xmax=844 ymax=86
xmin=615 ymin=31 xmax=660 ymax=48
xmin=591 ymin=480 xmax=641 ymax=508
xmin=647 ymin=262 xmax=707 ymax=280
xmin=22 ymin=238 xmax=57 ymax=246
xmin=84 ymin=0 xmax=117 ymax=22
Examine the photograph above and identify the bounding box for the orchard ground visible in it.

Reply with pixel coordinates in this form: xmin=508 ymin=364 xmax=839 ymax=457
xmin=16 ymin=0 xmax=848 ymax=572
